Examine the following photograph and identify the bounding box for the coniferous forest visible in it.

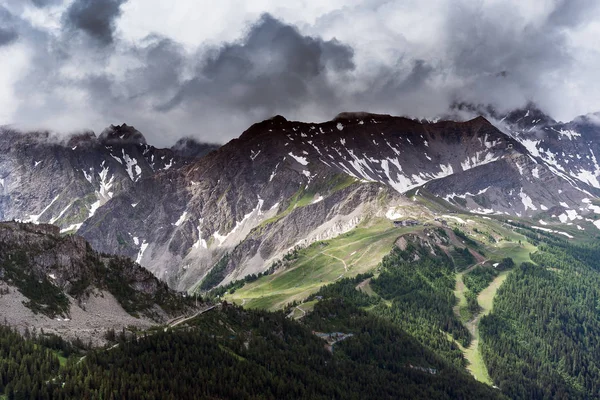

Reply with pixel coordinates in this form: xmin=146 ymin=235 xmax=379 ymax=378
xmin=4 ymin=224 xmax=600 ymax=399
xmin=0 ymin=303 xmax=504 ymax=400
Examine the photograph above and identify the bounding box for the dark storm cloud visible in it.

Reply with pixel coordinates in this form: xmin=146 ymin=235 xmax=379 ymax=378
xmin=438 ymin=0 xmax=600 ymax=114
xmin=30 ymin=0 xmax=62 ymax=8
xmin=64 ymin=0 xmax=128 ymax=45
xmin=126 ymin=37 xmax=186 ymax=99
xmin=0 ymin=27 xmax=18 ymax=46
xmin=159 ymin=13 xmax=355 ymax=115
xmin=390 ymin=60 xmax=434 ymax=93
xmin=4 ymin=2 xmax=600 ymax=145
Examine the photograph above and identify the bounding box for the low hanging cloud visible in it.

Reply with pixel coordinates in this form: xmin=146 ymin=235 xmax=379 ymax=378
xmin=30 ymin=0 xmax=63 ymax=7
xmin=1 ymin=0 xmax=600 ymax=145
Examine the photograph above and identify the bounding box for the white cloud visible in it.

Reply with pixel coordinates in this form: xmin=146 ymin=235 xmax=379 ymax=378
xmin=1 ymin=0 xmax=600 ymax=145
xmin=0 ymin=43 xmax=31 ymax=124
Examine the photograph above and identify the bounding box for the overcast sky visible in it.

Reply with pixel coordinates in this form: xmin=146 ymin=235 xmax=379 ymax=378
xmin=1 ymin=0 xmax=600 ymax=145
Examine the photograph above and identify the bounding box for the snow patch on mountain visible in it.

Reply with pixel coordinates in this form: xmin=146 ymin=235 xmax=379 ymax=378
xmin=519 ymin=189 xmax=537 ymax=211
xmin=212 ymin=198 xmax=265 ymax=246
xmin=288 ymin=152 xmax=309 ymax=166
xmin=136 ymin=240 xmax=148 ymax=264
xmin=26 ymin=195 xmax=60 ymax=223
xmin=532 ymin=226 xmax=573 ymax=239
xmin=174 ymin=211 xmax=188 ymax=227
xmin=88 ymin=200 xmax=101 ymax=218
xmin=122 ymin=149 xmax=142 ymax=181
xmin=461 ymin=151 xmax=500 ymax=171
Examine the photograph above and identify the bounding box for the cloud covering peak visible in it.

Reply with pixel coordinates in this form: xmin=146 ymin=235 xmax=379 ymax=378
xmin=0 ymin=0 xmax=599 ymax=145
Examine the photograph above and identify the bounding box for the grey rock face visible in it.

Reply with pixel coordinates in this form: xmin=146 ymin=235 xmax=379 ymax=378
xmin=0 ymin=126 xmax=197 ymax=233
xmin=0 ymin=221 xmax=194 ymax=345
xmin=1 ymin=110 xmax=599 ymax=292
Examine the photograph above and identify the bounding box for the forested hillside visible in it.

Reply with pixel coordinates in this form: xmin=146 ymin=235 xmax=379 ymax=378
xmin=480 ymin=231 xmax=600 ymax=399
xmin=0 ymin=303 xmax=503 ymax=400
xmin=5 ymin=218 xmax=600 ymax=399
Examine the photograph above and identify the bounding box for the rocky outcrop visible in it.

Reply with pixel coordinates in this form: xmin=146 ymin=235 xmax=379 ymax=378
xmin=0 ymin=222 xmax=194 ymax=344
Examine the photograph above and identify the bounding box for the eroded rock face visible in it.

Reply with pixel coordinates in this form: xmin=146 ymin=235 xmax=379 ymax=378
xmin=1 ymin=109 xmax=600 ymax=292
xmin=0 ymin=126 xmax=212 ymax=234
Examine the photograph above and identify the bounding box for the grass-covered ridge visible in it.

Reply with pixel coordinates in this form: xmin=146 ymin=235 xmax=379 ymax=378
xmin=257 ymin=173 xmax=359 ymax=230
xmin=225 ymin=218 xmax=413 ymax=310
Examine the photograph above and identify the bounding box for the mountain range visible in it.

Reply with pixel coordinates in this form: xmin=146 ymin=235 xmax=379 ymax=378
xmin=3 ymin=104 xmax=600 ymax=398
xmin=1 ymin=105 xmax=598 ymax=292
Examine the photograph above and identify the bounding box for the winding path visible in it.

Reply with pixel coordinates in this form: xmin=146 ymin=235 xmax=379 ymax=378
xmin=295 ymin=306 xmax=306 ymax=318
xmin=322 ymin=252 xmax=348 ymax=272
xmin=168 ymin=305 xmax=218 ymax=328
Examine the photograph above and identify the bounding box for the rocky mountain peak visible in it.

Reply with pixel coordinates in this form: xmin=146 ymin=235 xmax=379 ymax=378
xmin=268 ymin=115 xmax=288 ymax=123
xmin=98 ymin=123 xmax=147 ymax=146
xmin=65 ymin=131 xmax=97 ymax=148
xmin=333 ymin=111 xmax=392 ymax=121
xmin=170 ymin=138 xmax=220 ymax=159
xmin=501 ymin=103 xmax=556 ymax=128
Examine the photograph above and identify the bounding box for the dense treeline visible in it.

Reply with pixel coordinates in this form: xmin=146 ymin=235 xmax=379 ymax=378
xmin=453 ymin=228 xmax=482 ymax=250
xmin=372 ymin=243 xmax=471 ymax=350
xmin=199 ymin=253 xmax=230 ymax=291
xmin=0 ymin=324 xmax=62 ymax=399
xmin=464 ymin=266 xmax=498 ymax=295
xmin=311 ymin=241 xmax=471 ymax=368
xmin=480 ymin=240 xmax=600 ymax=399
xmin=450 ymin=247 xmax=476 ymax=271
xmin=0 ymin=304 xmax=504 ymax=400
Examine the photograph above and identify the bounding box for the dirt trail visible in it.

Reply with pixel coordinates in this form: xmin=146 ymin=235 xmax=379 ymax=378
xmin=296 ymin=306 xmax=306 ymax=318
xmin=169 ymin=305 xmax=218 ymax=328
xmin=351 ymin=243 xmax=375 ymax=266
xmin=355 ymin=277 xmax=372 ymax=292
xmin=468 ymin=248 xmax=486 ymax=264
xmin=322 ymin=252 xmax=348 ymax=272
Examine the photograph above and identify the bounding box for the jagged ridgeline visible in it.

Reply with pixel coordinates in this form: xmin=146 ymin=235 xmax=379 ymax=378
xmin=2 ymin=108 xmax=600 ymax=294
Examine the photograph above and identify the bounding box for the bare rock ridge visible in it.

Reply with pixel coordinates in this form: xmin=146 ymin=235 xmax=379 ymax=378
xmin=0 ymin=107 xmax=599 ymax=292
xmin=98 ymin=123 xmax=147 ymax=146
xmin=0 ymin=125 xmax=216 ymax=236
